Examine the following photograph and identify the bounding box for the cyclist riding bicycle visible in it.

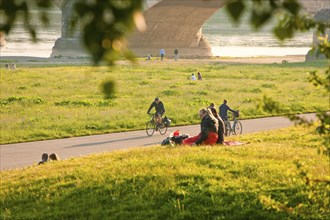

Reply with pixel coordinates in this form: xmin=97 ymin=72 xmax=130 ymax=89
xmin=147 ymin=97 xmax=165 ymax=126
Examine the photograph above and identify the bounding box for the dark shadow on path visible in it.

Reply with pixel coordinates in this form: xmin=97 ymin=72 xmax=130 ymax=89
xmin=67 ymin=135 xmax=155 ymax=148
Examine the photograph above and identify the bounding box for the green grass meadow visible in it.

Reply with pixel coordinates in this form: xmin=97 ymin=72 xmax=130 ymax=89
xmin=1 ymin=125 xmax=329 ymax=219
xmin=1 ymin=60 xmax=329 ymax=219
xmin=0 ymin=60 xmax=328 ymax=144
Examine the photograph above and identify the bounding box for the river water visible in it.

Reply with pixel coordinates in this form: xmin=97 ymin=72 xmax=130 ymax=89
xmin=205 ymin=9 xmax=313 ymax=57
xmin=0 ymin=8 xmax=313 ymax=58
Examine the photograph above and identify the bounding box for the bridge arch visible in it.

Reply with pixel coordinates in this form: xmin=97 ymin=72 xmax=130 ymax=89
xmin=127 ymin=0 xmax=226 ymax=57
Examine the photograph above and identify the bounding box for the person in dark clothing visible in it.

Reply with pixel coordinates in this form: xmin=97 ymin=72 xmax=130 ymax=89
xmin=208 ymin=103 xmax=215 ymax=108
xmin=209 ymin=107 xmax=225 ymax=144
xmin=197 ymin=72 xmax=202 ymax=80
xmin=219 ymin=99 xmax=238 ymax=136
xmin=38 ymin=153 xmax=49 ymax=165
xmin=182 ymin=108 xmax=218 ymax=146
xmin=147 ymin=97 xmax=165 ymax=125
xmin=38 ymin=153 xmax=60 ymax=165
xmin=174 ymin=48 xmax=179 ymax=61
xmin=219 ymin=99 xmax=238 ymax=122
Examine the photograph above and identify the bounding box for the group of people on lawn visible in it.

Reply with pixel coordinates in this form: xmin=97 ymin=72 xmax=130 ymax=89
xmin=147 ymin=97 xmax=238 ymax=146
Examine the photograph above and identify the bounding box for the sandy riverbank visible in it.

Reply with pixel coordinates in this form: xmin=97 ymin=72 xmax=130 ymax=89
xmin=0 ymin=55 xmax=306 ymax=67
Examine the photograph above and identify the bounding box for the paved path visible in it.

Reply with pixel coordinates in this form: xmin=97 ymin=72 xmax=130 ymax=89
xmin=0 ymin=113 xmax=316 ymax=171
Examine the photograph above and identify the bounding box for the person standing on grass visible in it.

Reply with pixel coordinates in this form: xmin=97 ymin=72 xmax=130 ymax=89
xmin=160 ymin=48 xmax=165 ymax=61
xmin=174 ymin=48 xmax=179 ymax=61
xmin=147 ymin=97 xmax=165 ymax=125
xmin=182 ymin=108 xmax=218 ymax=146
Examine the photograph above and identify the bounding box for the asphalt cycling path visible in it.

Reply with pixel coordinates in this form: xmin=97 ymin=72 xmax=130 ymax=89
xmin=0 ymin=113 xmax=316 ymax=171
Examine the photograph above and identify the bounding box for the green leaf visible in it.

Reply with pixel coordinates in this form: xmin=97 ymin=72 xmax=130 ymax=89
xmin=40 ymin=13 xmax=49 ymax=26
xmin=282 ymin=0 xmax=301 ymax=16
xmin=74 ymin=3 xmax=91 ymax=16
xmin=251 ymin=10 xmax=271 ymax=29
xmin=258 ymin=96 xmax=282 ymax=114
xmin=225 ymin=0 xmax=245 ymax=23
xmin=101 ymin=79 xmax=116 ymax=99
xmin=269 ymin=0 xmax=280 ymax=9
xmin=273 ymin=25 xmax=293 ymax=41
xmin=36 ymin=0 xmax=52 ymax=8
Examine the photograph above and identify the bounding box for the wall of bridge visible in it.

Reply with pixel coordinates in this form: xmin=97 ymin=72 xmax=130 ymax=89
xmin=127 ymin=0 xmax=226 ymax=57
xmin=51 ymin=0 xmax=226 ymax=58
xmin=51 ymin=0 xmax=330 ymax=58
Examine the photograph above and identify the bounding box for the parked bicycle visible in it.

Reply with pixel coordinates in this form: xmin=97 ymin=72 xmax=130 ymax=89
xmin=224 ymin=110 xmax=242 ymax=136
xmin=146 ymin=113 xmax=170 ymax=136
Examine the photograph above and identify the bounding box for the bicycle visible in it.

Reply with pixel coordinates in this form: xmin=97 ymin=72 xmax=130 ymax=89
xmin=224 ymin=111 xmax=243 ymax=136
xmin=146 ymin=113 xmax=168 ymax=136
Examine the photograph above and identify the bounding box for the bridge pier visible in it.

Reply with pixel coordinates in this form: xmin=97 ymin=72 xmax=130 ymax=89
xmin=127 ymin=0 xmax=225 ymax=58
xmin=51 ymin=0 xmax=88 ymax=58
xmin=306 ymin=8 xmax=330 ymax=61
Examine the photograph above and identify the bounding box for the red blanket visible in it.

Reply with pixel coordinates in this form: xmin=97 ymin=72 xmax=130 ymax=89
xmin=223 ymin=141 xmax=249 ymax=146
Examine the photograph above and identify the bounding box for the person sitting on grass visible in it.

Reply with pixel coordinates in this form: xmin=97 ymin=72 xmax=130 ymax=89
xmin=209 ymin=107 xmax=225 ymax=144
xmin=38 ymin=153 xmax=60 ymax=165
xmin=197 ymin=72 xmax=202 ymax=80
xmin=182 ymin=108 xmax=218 ymax=146
xmin=38 ymin=153 xmax=49 ymax=165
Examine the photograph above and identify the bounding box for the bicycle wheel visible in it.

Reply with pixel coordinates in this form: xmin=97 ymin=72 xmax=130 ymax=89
xmin=146 ymin=121 xmax=155 ymax=136
xmin=158 ymin=122 xmax=167 ymax=135
xmin=233 ymin=121 xmax=243 ymax=135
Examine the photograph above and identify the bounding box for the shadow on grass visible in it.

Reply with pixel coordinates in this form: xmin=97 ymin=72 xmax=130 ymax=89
xmin=2 ymin=174 xmax=302 ymax=220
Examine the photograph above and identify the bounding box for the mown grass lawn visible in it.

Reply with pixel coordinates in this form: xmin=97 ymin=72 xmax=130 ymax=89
xmin=0 ymin=60 xmax=328 ymax=144
xmin=0 ymin=125 xmax=329 ymax=219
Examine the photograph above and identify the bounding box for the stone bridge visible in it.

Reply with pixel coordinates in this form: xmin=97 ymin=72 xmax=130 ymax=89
xmin=51 ymin=0 xmax=330 ymax=58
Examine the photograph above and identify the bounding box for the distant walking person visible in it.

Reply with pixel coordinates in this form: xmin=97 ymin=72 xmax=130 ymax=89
xmin=174 ymin=48 xmax=179 ymax=61
xmin=160 ymin=48 xmax=165 ymax=61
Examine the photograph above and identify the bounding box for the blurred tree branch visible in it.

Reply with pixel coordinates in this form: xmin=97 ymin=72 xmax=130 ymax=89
xmin=0 ymin=0 xmax=144 ymax=64
xmin=225 ymin=0 xmax=329 ymax=155
xmin=1 ymin=0 xmax=329 ymax=125
xmin=224 ymin=1 xmax=330 ymax=217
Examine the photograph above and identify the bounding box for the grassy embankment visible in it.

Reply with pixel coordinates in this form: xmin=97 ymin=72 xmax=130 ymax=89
xmin=0 ymin=60 xmax=328 ymax=144
xmin=1 ymin=125 xmax=329 ymax=219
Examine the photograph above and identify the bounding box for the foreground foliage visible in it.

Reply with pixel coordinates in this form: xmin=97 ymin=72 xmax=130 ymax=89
xmin=1 ymin=125 xmax=329 ymax=219
xmin=0 ymin=61 xmax=328 ymax=144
